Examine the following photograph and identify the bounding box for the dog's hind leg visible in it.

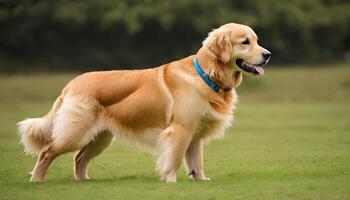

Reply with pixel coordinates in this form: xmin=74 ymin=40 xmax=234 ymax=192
xmin=74 ymin=131 xmax=114 ymax=181
xmin=30 ymin=143 xmax=64 ymax=182
xmin=30 ymin=95 xmax=102 ymax=182
xmin=30 ymin=128 xmax=96 ymax=182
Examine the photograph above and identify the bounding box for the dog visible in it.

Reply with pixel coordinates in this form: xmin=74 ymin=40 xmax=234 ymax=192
xmin=18 ymin=23 xmax=270 ymax=183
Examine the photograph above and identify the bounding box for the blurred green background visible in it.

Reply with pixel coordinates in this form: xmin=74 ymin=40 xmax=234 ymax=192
xmin=0 ymin=1 xmax=350 ymax=200
xmin=0 ymin=0 xmax=349 ymax=72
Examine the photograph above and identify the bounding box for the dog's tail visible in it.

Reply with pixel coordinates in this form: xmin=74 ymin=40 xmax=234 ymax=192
xmin=17 ymin=96 xmax=63 ymax=155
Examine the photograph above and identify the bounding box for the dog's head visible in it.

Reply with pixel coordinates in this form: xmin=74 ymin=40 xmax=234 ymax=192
xmin=203 ymin=23 xmax=271 ymax=76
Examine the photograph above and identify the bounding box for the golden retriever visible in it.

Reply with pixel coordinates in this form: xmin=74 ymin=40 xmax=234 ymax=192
xmin=18 ymin=23 xmax=271 ymax=183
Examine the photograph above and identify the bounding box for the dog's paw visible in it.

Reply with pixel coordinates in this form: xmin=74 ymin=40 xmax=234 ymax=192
xmin=188 ymin=172 xmax=211 ymax=181
xmin=29 ymin=176 xmax=44 ymax=183
xmin=160 ymin=173 xmax=177 ymax=183
xmin=193 ymin=176 xmax=210 ymax=181
xmin=200 ymin=177 xmax=211 ymax=181
xmin=165 ymin=178 xmax=177 ymax=183
xmin=75 ymin=176 xmax=90 ymax=181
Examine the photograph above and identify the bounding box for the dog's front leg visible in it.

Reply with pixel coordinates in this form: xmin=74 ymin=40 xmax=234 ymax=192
xmin=156 ymin=124 xmax=193 ymax=183
xmin=184 ymin=138 xmax=210 ymax=181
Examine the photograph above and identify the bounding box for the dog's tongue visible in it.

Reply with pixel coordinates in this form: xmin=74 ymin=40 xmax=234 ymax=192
xmin=254 ymin=66 xmax=264 ymax=75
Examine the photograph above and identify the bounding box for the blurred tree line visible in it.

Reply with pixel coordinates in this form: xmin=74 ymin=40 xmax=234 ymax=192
xmin=0 ymin=0 xmax=349 ymax=72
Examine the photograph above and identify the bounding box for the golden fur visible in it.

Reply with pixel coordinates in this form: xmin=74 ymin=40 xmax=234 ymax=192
xmin=18 ymin=23 xmax=270 ymax=183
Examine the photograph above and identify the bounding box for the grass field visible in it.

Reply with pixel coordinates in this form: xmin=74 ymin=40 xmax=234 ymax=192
xmin=0 ymin=65 xmax=350 ymax=200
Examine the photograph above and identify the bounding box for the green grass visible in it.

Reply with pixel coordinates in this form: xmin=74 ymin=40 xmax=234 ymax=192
xmin=0 ymin=64 xmax=350 ymax=200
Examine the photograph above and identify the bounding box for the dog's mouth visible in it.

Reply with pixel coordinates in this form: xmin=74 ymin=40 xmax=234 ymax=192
xmin=235 ymin=59 xmax=265 ymax=75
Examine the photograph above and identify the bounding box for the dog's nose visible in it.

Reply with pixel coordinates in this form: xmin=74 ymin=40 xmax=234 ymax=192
xmin=263 ymin=52 xmax=271 ymax=61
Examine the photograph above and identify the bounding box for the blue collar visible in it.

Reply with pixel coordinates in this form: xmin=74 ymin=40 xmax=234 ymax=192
xmin=193 ymin=56 xmax=229 ymax=93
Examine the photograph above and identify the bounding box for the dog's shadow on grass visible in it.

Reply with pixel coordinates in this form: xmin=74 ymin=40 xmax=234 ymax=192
xmin=12 ymin=174 xmax=160 ymax=187
xmin=49 ymin=174 xmax=159 ymax=185
xmin=17 ymin=173 xmax=207 ymax=186
xmin=88 ymin=174 xmax=157 ymax=183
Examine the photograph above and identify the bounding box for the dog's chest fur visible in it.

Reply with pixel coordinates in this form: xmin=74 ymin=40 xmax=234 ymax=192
xmin=193 ymin=90 xmax=237 ymax=141
xmin=164 ymin=63 xmax=238 ymax=142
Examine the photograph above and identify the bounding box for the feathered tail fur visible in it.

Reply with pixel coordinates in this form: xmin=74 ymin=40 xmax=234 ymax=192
xmin=17 ymin=96 xmax=63 ymax=155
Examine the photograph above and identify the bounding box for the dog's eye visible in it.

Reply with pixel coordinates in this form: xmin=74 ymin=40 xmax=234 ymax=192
xmin=242 ymin=38 xmax=250 ymax=45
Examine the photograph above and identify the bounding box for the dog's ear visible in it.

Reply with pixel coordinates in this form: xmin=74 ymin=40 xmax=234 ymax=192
xmin=203 ymin=28 xmax=232 ymax=63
